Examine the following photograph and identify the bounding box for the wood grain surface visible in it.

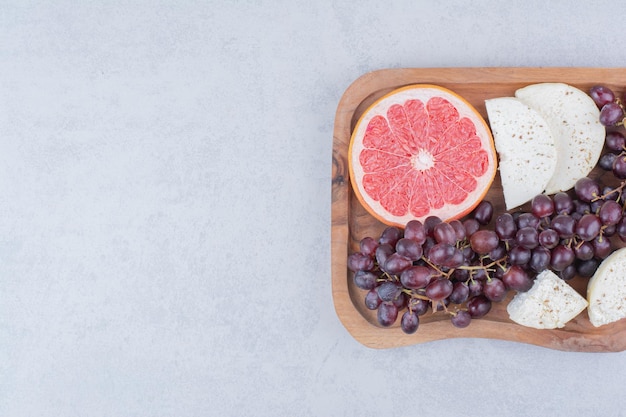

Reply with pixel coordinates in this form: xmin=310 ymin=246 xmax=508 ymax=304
xmin=331 ymin=67 xmax=626 ymax=351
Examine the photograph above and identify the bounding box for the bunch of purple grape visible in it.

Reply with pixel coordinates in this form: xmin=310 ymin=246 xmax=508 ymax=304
xmin=592 ymin=85 xmax=626 ymax=180
xmin=348 ymin=182 xmax=626 ymax=334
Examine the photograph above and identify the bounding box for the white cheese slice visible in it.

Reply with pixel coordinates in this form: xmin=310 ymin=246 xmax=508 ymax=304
xmin=587 ymin=247 xmax=626 ymax=327
xmin=485 ymin=97 xmax=557 ymax=210
xmin=515 ymin=83 xmax=604 ymax=195
xmin=507 ymin=269 xmax=588 ymax=329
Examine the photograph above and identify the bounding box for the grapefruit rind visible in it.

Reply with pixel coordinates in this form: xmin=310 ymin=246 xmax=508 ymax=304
xmin=348 ymin=84 xmax=497 ymax=228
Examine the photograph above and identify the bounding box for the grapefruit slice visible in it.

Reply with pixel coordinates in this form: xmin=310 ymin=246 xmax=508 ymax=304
xmin=349 ymin=84 xmax=497 ymax=227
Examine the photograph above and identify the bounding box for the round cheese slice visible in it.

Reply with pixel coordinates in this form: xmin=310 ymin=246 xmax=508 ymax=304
xmin=485 ymin=97 xmax=557 ymax=209
xmin=587 ymin=247 xmax=626 ymax=327
xmin=514 ymin=83 xmax=604 ymax=195
xmin=507 ymin=269 xmax=588 ymax=329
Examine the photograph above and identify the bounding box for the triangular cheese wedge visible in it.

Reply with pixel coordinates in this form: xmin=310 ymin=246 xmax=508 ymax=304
xmin=587 ymin=247 xmax=626 ymax=327
xmin=515 ymin=83 xmax=604 ymax=195
xmin=485 ymin=97 xmax=557 ymax=209
xmin=507 ymin=269 xmax=588 ymax=329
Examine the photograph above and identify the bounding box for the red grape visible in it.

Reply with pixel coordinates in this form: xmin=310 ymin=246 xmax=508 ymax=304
xmin=590 ymin=85 xmax=616 ymax=107
xmin=600 ymin=102 xmax=624 ymax=126
xmin=467 ymin=295 xmax=492 ymax=318
xmin=425 ymin=278 xmax=453 ymax=301
xmin=377 ymin=302 xmax=398 ymax=327
xmin=451 ymin=310 xmax=472 ymax=328
xmin=401 ymin=310 xmax=420 ymax=334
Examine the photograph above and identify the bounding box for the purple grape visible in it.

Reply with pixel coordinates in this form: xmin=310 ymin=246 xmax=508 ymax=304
xmin=509 ymin=245 xmax=531 ymax=265
xmin=395 ymin=238 xmax=423 ymax=261
xmin=590 ymin=85 xmax=616 ymax=107
xmin=575 ymin=214 xmax=602 ymax=241
xmin=449 ymin=281 xmax=470 ymax=304
xmin=425 ymin=278 xmax=454 ymax=301
xmin=573 ymin=199 xmax=591 ymax=215
xmin=600 ymin=102 xmax=624 ymax=126
xmin=393 ymin=292 xmax=407 ymax=309
xmin=551 ymin=245 xmax=575 ymax=271
xmin=404 ymin=220 xmax=426 ymax=245
xmin=364 ymin=289 xmax=381 ymax=310
xmin=574 ymin=177 xmax=601 ymax=202
xmin=422 ymin=237 xmax=436 ymax=257
xmin=462 ymin=218 xmax=480 ymax=237
xmin=614 ymin=154 xmax=626 ymax=179
xmin=440 ymin=247 xmax=465 ymax=269
xmin=383 ymin=253 xmax=413 ymax=275
xmin=516 ymin=226 xmax=539 ymax=249
xmin=452 ymin=266 xmax=470 ymax=282
xmin=473 ymin=200 xmax=494 ymax=225
xmin=602 ymin=185 xmax=620 ymax=201
xmin=451 ymin=310 xmax=472 ymax=328
xmin=469 ymin=230 xmax=500 ymax=254
xmin=359 ymin=237 xmax=379 ymax=257
xmin=400 ymin=265 xmax=433 ymax=290
xmin=401 ymin=310 xmax=420 ymax=334
xmin=553 ymin=192 xmax=574 ymax=215
xmin=377 ymin=302 xmax=398 ymax=327
xmin=599 ymin=200 xmax=622 ymax=226
xmin=468 ymin=279 xmax=483 ymax=297
xmin=502 ymin=265 xmax=533 ymax=292
xmin=529 ymin=246 xmax=551 ymax=273
xmin=375 ymin=244 xmax=394 ymax=267
xmin=495 ymin=212 xmax=517 ymax=240
xmin=467 ymin=295 xmax=492 ymax=318
xmin=377 ymin=281 xmax=402 ymax=302
xmin=449 ymin=220 xmax=467 ymax=241
xmin=574 ymin=241 xmax=595 ymax=261
xmin=592 ymin=235 xmax=612 ymax=259
xmin=488 ymin=241 xmax=507 ymax=261
xmin=433 ymin=222 xmax=457 ymax=245
xmin=379 ymin=226 xmax=402 ymax=247
xmin=606 ymin=131 xmax=626 ymax=151
xmin=599 ymin=153 xmax=618 ymax=171
xmin=538 ymin=228 xmax=560 ymax=249
xmin=428 ymin=242 xmax=457 ymax=266
xmin=559 ymin=264 xmax=577 ymax=281
xmin=424 ymin=216 xmax=442 ymax=237
xmin=348 ymin=252 xmax=375 ymax=272
xmin=531 ymin=194 xmax=554 ymax=218
xmin=462 ymin=245 xmax=476 ymax=263
xmin=576 ymin=258 xmax=599 ymax=278
xmin=483 ymin=277 xmax=507 ymax=302
xmin=517 ymin=212 xmax=540 ymax=229
xmin=354 ymin=270 xmax=379 ymax=290
xmin=551 ymin=214 xmax=576 ymax=239
xmin=409 ymin=297 xmax=430 ymax=316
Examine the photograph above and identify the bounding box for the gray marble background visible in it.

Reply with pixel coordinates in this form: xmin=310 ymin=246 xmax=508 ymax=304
xmin=1 ymin=1 xmax=625 ymax=416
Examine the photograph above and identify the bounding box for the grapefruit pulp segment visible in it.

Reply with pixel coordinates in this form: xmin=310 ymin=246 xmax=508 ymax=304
xmin=349 ymin=84 xmax=497 ymax=227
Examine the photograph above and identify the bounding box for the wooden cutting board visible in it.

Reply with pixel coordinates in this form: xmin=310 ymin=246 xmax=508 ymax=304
xmin=331 ymin=67 xmax=626 ymax=351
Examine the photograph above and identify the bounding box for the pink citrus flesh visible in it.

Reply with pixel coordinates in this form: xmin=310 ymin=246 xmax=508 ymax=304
xmin=348 ymin=84 xmax=497 ymax=228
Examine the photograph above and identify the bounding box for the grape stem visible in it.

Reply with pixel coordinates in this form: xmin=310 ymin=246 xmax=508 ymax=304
xmin=593 ymin=175 xmax=626 ymax=203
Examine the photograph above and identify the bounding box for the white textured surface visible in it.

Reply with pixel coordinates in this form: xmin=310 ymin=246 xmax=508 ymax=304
xmin=1 ymin=1 xmax=626 ymax=416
